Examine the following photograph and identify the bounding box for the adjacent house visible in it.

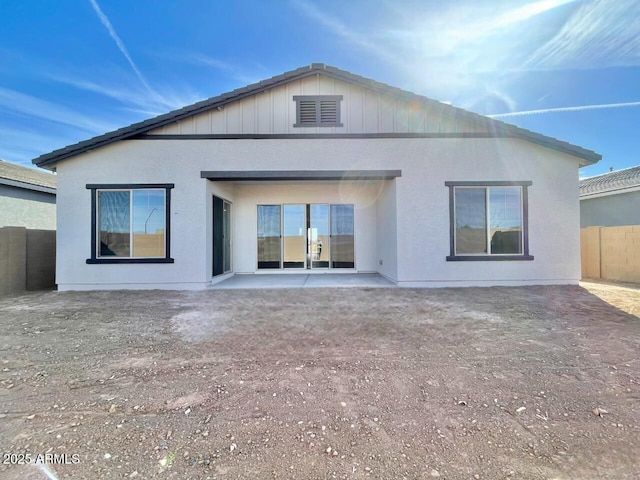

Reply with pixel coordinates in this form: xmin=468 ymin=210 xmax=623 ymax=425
xmin=580 ymin=165 xmax=640 ymax=227
xmin=0 ymin=160 xmax=57 ymax=294
xmin=32 ymin=64 xmax=601 ymax=291
xmin=0 ymin=159 xmax=56 ymax=229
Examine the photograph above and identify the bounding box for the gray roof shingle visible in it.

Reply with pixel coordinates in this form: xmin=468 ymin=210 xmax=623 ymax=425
xmin=0 ymin=160 xmax=56 ymax=191
xmin=580 ymin=166 xmax=640 ymax=197
xmin=32 ymin=63 xmax=602 ymax=168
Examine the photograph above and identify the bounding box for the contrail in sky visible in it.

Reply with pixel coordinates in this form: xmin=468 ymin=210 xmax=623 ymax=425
xmin=89 ymin=0 xmax=156 ymax=97
xmin=488 ymin=101 xmax=640 ymax=118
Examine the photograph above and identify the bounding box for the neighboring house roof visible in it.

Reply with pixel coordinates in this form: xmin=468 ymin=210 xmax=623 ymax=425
xmin=0 ymin=160 xmax=56 ymax=194
xmin=580 ymin=165 xmax=640 ymax=198
xmin=32 ymin=63 xmax=602 ymax=168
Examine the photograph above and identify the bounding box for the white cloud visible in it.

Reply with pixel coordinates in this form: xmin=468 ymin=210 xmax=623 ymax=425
xmin=89 ymin=0 xmax=167 ymax=105
xmin=524 ymin=0 xmax=640 ymax=69
xmin=0 ymin=87 xmax=117 ymax=134
xmin=291 ymin=0 xmax=581 ymax=103
xmin=186 ymin=54 xmax=263 ymax=85
xmin=47 ymin=74 xmax=201 ymax=115
xmin=488 ymin=100 xmax=640 ymax=118
xmin=0 ymin=126 xmax=81 ymax=166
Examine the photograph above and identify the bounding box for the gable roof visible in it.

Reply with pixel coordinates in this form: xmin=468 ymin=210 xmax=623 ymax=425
xmin=0 ymin=159 xmax=56 ymax=194
xmin=32 ymin=63 xmax=601 ymax=168
xmin=580 ymin=165 xmax=640 ymax=197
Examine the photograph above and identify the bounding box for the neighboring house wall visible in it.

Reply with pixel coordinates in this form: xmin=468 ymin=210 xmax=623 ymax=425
xmin=149 ymin=76 xmax=490 ymax=136
xmin=54 ymin=136 xmax=582 ymax=290
xmin=0 ymin=184 xmax=56 ymax=229
xmin=580 ymin=190 xmax=640 ymax=227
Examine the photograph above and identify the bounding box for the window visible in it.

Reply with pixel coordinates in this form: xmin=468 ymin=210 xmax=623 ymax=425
xmin=86 ymin=184 xmax=174 ymax=264
xmin=445 ymin=181 xmax=533 ymax=261
xmin=293 ymin=95 xmax=343 ymax=127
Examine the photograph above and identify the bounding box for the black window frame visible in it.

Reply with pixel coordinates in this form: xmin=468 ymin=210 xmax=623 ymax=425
xmin=445 ymin=181 xmax=534 ymax=262
xmin=293 ymin=95 xmax=343 ymax=127
xmin=86 ymin=183 xmax=174 ymax=264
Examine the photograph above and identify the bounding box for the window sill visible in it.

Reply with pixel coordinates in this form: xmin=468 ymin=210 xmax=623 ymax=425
xmin=446 ymin=255 xmax=534 ymax=262
xmin=86 ymin=258 xmax=175 ymax=264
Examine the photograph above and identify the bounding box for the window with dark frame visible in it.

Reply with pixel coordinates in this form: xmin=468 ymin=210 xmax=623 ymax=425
xmin=86 ymin=184 xmax=174 ymax=264
xmin=293 ymin=95 xmax=343 ymax=127
xmin=445 ymin=181 xmax=534 ymax=261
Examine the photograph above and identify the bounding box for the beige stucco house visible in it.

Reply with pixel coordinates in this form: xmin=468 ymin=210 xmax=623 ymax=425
xmin=33 ymin=64 xmax=601 ymax=290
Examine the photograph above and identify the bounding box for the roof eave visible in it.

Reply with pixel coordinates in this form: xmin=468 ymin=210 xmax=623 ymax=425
xmin=0 ymin=177 xmax=57 ymax=194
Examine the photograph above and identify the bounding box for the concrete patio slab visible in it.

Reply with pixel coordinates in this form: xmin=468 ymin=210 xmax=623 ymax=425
xmin=211 ymin=273 xmax=395 ymax=289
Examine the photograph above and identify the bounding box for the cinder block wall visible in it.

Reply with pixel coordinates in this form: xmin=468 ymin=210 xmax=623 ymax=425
xmin=601 ymin=226 xmax=640 ymax=283
xmin=0 ymin=227 xmax=27 ymax=294
xmin=580 ymin=227 xmax=601 ymax=279
xmin=581 ymin=225 xmax=640 ymax=284
xmin=26 ymin=229 xmax=56 ymax=290
xmin=0 ymin=226 xmax=56 ymax=294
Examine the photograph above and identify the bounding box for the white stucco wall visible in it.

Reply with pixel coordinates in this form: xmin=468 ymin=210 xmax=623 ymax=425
xmin=375 ymin=180 xmax=398 ymax=281
xmin=55 ymin=137 xmax=582 ymax=290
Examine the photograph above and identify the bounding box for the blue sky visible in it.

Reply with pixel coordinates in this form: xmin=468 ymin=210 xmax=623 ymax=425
xmin=1 ymin=0 xmax=638 ymax=177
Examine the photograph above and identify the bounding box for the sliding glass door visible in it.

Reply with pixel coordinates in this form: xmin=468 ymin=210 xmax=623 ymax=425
xmin=257 ymin=205 xmax=281 ymax=269
xmin=309 ymin=204 xmax=330 ymax=269
xmin=213 ymin=196 xmax=232 ymax=276
xmin=257 ymin=204 xmax=354 ymax=270
xmin=283 ymin=204 xmax=305 ymax=269
xmin=330 ymin=204 xmax=355 ymax=268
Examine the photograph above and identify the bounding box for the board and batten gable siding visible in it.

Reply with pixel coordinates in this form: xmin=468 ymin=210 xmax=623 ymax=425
xmin=149 ymin=75 xmax=490 ymax=136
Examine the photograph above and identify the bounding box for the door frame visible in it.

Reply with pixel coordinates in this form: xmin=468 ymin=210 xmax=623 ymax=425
xmin=212 ymin=194 xmax=232 ymax=277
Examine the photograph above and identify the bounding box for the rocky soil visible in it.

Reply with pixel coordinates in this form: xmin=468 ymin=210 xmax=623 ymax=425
xmin=0 ymin=282 xmax=639 ymax=479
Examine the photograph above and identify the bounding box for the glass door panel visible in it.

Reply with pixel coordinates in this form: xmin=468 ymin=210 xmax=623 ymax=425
xmin=330 ymin=204 xmax=354 ymax=268
xmin=283 ymin=204 xmax=305 ymax=269
xmin=223 ymin=201 xmax=231 ymax=272
xmin=309 ymin=204 xmax=329 ymax=269
xmin=257 ymin=205 xmax=281 ymax=269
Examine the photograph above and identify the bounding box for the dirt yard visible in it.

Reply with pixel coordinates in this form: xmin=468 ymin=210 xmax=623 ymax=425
xmin=0 ymin=282 xmax=639 ymax=480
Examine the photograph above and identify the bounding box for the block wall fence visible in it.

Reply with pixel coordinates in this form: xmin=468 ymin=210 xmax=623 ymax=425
xmin=0 ymin=226 xmax=56 ymax=294
xmin=581 ymin=225 xmax=640 ymax=284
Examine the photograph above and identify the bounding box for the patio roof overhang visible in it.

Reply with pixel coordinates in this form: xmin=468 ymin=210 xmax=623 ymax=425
xmin=200 ymin=170 xmax=402 ymax=181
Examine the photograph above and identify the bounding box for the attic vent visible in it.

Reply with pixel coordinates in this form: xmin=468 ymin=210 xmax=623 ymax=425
xmin=293 ymin=95 xmax=343 ymax=127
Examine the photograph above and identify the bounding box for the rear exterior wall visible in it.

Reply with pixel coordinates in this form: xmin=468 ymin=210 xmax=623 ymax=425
xmin=54 ymin=137 xmax=581 ymax=290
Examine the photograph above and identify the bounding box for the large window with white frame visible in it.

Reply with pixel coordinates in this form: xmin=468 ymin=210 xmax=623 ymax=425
xmin=86 ymin=184 xmax=174 ymax=264
xmin=445 ymin=181 xmax=533 ymax=261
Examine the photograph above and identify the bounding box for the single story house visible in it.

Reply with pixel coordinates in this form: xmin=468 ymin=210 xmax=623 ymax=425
xmin=0 ymin=159 xmax=56 ymax=229
xmin=580 ymin=165 xmax=640 ymax=227
xmin=33 ymin=64 xmax=601 ymax=291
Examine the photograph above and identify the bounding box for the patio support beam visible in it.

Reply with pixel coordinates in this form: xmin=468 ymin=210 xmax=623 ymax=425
xmin=200 ymin=170 xmax=401 ymax=181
